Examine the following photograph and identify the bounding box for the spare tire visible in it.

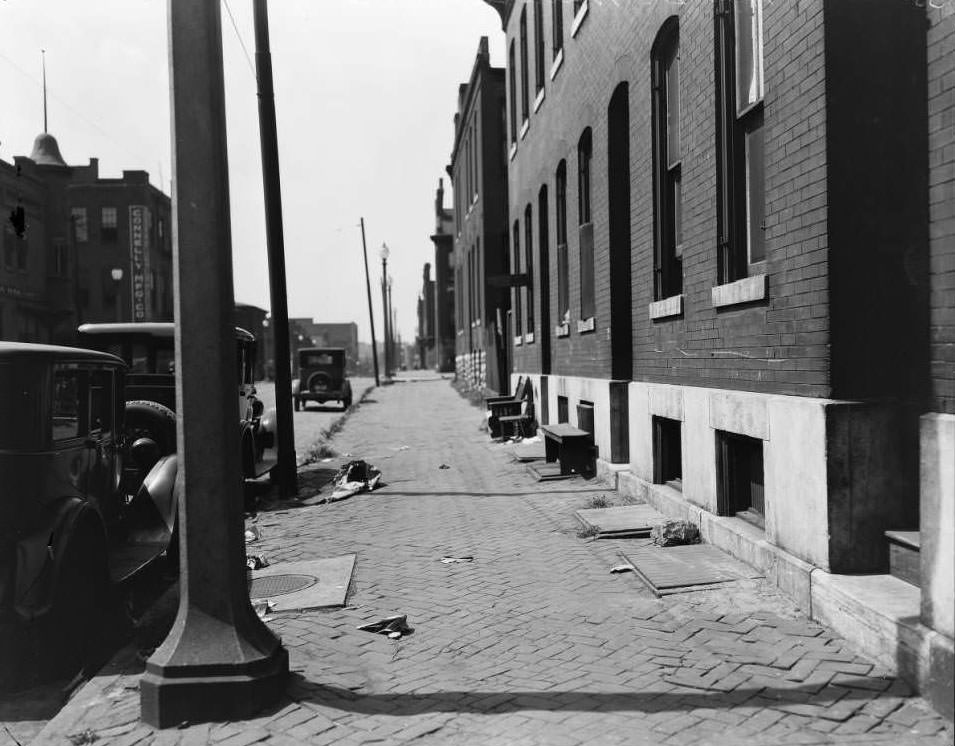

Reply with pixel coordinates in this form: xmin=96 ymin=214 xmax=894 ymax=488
xmin=307 ymin=372 xmax=332 ymax=393
xmin=125 ymin=400 xmax=177 ymax=456
xmin=124 ymin=401 xmax=177 ymax=494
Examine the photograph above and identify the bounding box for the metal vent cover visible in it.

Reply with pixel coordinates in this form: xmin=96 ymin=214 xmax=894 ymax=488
xmin=248 ymin=573 xmax=317 ymax=599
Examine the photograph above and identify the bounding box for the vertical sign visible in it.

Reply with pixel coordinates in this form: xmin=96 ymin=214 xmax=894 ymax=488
xmin=129 ymin=205 xmax=151 ymax=321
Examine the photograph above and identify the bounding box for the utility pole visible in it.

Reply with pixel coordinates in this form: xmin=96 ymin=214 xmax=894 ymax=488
xmin=253 ymin=0 xmax=296 ymax=496
xmin=360 ymin=217 xmax=380 ymax=386
xmin=141 ymin=0 xmax=287 ymax=726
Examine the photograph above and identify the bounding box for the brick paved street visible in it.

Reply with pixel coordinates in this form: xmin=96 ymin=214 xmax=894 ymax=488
xmin=27 ymin=378 xmax=954 ymax=745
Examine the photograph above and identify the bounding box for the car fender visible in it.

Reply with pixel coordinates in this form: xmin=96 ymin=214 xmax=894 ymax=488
xmin=126 ymin=454 xmax=178 ymax=535
xmin=14 ymin=498 xmax=103 ymax=620
xmin=257 ymin=407 xmax=277 ymax=444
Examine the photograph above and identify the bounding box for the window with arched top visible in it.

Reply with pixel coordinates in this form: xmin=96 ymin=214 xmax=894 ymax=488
xmin=577 ymin=128 xmax=595 ymax=321
xmin=651 ymin=17 xmax=683 ymax=300
xmin=524 ymin=203 xmax=534 ymax=338
xmin=715 ymin=0 xmax=766 ymax=283
xmin=555 ymin=160 xmax=569 ymax=325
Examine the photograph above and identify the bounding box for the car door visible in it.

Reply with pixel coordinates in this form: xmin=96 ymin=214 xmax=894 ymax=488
xmin=50 ymin=365 xmax=91 ymax=504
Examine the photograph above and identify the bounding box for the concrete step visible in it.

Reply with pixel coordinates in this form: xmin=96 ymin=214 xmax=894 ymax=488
xmin=885 ymin=529 xmax=921 ymax=587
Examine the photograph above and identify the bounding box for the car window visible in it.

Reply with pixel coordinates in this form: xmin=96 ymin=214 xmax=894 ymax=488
xmin=0 ymin=364 xmax=42 ymax=448
xmin=89 ymin=369 xmax=113 ymax=434
xmin=53 ymin=367 xmax=83 ymax=441
xmin=302 ymin=352 xmax=335 ymax=367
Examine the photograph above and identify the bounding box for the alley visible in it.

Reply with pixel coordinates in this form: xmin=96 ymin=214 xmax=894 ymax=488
xmin=31 ymin=377 xmax=954 ymax=745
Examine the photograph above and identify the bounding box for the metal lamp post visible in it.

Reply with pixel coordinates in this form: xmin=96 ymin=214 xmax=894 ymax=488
xmin=140 ymin=0 xmax=287 ymax=726
xmin=110 ymin=267 xmax=124 ymax=322
xmin=380 ymin=243 xmax=390 ymax=379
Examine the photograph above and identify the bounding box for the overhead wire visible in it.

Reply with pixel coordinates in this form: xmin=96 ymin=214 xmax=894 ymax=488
xmin=221 ymin=0 xmax=257 ymax=81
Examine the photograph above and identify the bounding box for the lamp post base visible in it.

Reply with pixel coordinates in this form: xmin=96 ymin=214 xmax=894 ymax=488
xmin=140 ymin=642 xmax=288 ymax=728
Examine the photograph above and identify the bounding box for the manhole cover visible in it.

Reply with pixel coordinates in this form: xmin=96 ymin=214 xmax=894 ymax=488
xmin=248 ymin=573 xmax=317 ymax=598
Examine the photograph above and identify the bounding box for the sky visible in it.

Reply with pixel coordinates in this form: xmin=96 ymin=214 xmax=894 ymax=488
xmin=0 ymin=0 xmax=505 ymax=345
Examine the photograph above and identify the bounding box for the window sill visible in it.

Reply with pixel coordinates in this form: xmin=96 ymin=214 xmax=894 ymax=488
xmin=549 ymin=49 xmax=564 ymax=81
xmin=514 ymin=335 xmax=523 ymax=346
xmin=533 ymin=87 xmax=545 ymax=114
xmin=577 ymin=316 xmax=595 ymax=334
xmin=555 ymin=322 xmax=570 ymax=338
xmin=711 ymin=274 xmax=768 ymax=308
xmin=571 ymin=0 xmax=589 ymax=38
xmin=520 ymin=119 xmax=530 ymax=141
xmin=649 ymin=294 xmax=683 ymax=320
xmin=524 ymin=332 xmax=535 ymax=344
xmin=509 ymin=142 xmax=517 ymax=161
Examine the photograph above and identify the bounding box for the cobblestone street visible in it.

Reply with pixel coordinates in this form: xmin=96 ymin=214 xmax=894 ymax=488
xmin=27 ymin=377 xmax=954 ymax=745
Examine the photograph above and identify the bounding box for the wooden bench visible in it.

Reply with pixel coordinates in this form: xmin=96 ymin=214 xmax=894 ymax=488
xmin=485 ymin=377 xmax=533 ymax=439
xmin=540 ymin=423 xmax=595 ymax=477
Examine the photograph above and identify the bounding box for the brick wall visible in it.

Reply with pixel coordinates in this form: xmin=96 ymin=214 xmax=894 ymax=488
xmin=506 ymin=0 xmax=835 ymax=397
xmin=928 ymin=3 xmax=955 ymax=415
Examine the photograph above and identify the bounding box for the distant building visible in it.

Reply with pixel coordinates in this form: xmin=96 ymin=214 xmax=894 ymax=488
xmin=0 ymin=148 xmax=60 ymax=342
xmin=429 ymin=179 xmax=455 ymax=373
xmin=0 ymin=131 xmax=172 ymax=344
xmin=447 ymin=37 xmax=510 ymax=393
xmin=290 ymin=318 xmax=360 ymax=373
xmin=235 ymin=303 xmax=268 ymax=379
xmin=415 ymin=262 xmax=435 ymax=369
xmin=67 ymin=160 xmax=172 ymax=325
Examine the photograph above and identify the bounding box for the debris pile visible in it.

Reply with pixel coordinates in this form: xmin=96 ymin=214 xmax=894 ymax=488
xmin=328 ymin=459 xmax=382 ymax=502
xmin=650 ymin=519 xmax=701 ymax=547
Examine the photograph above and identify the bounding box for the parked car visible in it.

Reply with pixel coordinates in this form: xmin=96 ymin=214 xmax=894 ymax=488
xmin=0 ymin=342 xmax=179 ymax=678
xmin=292 ymin=347 xmax=352 ymax=411
xmin=77 ymin=322 xmax=278 ymax=480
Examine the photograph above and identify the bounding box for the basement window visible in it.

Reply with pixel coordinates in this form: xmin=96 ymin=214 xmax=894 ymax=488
xmin=652 ymin=416 xmax=682 ymax=490
xmin=716 ymin=430 xmax=765 ymax=528
xmin=577 ymin=401 xmax=595 ymax=435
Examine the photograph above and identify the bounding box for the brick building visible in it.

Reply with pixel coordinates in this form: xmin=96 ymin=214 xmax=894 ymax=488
xmin=415 ymin=262 xmax=436 ymax=369
xmin=488 ymin=0 xmax=950 ymax=714
xmin=0 ymin=144 xmax=62 ymax=343
xmin=448 ymin=37 xmax=511 ymax=393
xmin=67 ymin=160 xmax=173 ymax=325
xmin=1 ymin=132 xmax=172 ymax=343
xmin=428 ymin=179 xmax=456 ymax=373
xmin=922 ymin=1 xmax=955 ymax=719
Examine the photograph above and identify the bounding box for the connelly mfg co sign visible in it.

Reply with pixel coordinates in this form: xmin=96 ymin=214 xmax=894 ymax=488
xmin=128 ymin=205 xmax=151 ymax=321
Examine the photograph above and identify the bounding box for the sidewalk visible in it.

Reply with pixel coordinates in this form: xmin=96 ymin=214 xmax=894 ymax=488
xmin=30 ymin=379 xmax=953 ymax=745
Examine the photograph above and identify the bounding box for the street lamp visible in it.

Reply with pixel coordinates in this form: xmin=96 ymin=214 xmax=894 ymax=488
xmin=110 ymin=267 xmax=124 ymax=322
xmin=380 ymin=242 xmax=390 ymax=379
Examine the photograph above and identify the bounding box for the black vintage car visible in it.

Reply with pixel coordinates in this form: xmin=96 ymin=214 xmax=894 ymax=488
xmin=77 ymin=322 xmax=278 ymax=480
xmin=292 ymin=347 xmax=352 ymax=411
xmin=0 ymin=343 xmax=179 ymax=679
